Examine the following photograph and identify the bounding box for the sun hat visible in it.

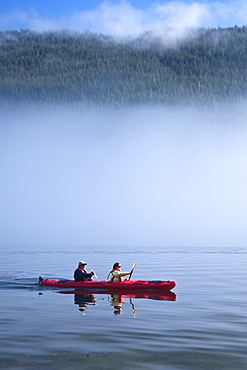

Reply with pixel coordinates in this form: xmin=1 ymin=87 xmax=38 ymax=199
xmin=78 ymin=261 xmax=87 ymax=266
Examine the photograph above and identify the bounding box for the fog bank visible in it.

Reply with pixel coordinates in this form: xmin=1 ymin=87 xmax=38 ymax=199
xmin=1 ymin=102 xmax=247 ymax=248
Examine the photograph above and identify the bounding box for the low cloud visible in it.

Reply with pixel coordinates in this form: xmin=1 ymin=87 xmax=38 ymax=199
xmin=1 ymin=102 xmax=247 ymax=248
xmin=0 ymin=1 xmax=247 ymax=37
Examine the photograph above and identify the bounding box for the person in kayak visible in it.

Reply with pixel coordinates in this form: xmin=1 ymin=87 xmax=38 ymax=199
xmin=74 ymin=261 xmax=96 ymax=281
xmin=108 ymin=262 xmax=131 ymax=281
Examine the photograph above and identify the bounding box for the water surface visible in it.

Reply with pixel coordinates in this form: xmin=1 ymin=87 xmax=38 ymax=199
xmin=0 ymin=245 xmax=246 ymax=369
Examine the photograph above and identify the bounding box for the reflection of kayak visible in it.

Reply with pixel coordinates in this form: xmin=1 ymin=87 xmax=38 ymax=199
xmin=39 ymin=277 xmax=176 ymax=291
xmin=57 ymin=289 xmax=177 ymax=301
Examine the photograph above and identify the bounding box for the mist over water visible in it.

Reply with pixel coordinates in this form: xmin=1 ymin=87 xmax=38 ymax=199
xmin=1 ymin=102 xmax=247 ymax=249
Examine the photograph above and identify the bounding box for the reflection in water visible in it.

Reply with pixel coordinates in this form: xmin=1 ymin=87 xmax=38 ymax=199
xmin=58 ymin=289 xmax=176 ymax=316
xmin=74 ymin=293 xmax=97 ymax=313
xmin=110 ymin=295 xmax=138 ymax=317
xmin=110 ymin=294 xmax=124 ymax=315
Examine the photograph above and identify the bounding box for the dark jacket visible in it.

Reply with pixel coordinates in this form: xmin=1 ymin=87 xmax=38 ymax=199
xmin=74 ymin=268 xmax=92 ymax=281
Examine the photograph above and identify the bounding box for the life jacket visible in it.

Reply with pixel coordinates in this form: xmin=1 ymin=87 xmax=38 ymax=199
xmin=74 ymin=267 xmax=91 ymax=281
xmin=109 ymin=268 xmax=122 ymax=282
xmin=76 ymin=267 xmax=88 ymax=273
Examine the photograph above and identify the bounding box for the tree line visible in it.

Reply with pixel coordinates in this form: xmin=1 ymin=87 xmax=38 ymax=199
xmin=0 ymin=26 xmax=247 ymax=106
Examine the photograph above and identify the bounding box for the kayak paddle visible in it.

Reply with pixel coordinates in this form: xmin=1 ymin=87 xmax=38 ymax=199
xmin=128 ymin=263 xmax=137 ymax=280
xmin=91 ymin=269 xmax=98 ymax=278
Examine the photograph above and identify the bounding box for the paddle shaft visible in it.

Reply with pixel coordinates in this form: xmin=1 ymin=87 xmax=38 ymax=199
xmin=91 ymin=269 xmax=98 ymax=278
xmin=128 ymin=263 xmax=137 ymax=280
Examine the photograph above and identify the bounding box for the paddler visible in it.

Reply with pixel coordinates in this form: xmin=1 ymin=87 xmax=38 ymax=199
xmin=74 ymin=261 xmax=96 ymax=281
xmin=108 ymin=262 xmax=131 ymax=281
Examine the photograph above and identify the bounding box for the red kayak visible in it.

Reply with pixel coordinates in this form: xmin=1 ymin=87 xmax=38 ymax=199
xmin=39 ymin=277 xmax=176 ymax=291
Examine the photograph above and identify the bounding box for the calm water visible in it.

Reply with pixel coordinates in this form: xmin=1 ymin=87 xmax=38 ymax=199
xmin=0 ymin=245 xmax=246 ymax=369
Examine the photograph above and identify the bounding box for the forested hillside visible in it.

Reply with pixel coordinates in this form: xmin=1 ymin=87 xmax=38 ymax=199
xmin=0 ymin=27 xmax=247 ymax=105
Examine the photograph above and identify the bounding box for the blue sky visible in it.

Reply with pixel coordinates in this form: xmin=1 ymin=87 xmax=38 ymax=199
xmin=0 ymin=0 xmax=247 ymax=35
